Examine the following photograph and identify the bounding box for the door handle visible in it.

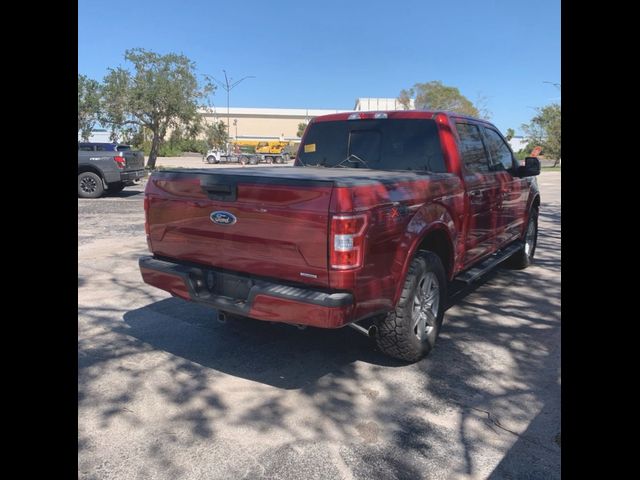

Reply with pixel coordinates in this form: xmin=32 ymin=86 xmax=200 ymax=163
xmin=469 ymin=191 xmax=482 ymax=197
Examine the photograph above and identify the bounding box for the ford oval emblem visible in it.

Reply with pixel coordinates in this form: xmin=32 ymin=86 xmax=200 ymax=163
xmin=210 ymin=211 xmax=237 ymax=225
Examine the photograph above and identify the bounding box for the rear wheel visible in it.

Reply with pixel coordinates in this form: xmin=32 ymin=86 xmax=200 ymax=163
xmin=506 ymin=208 xmax=538 ymax=269
xmin=78 ymin=172 xmax=105 ymax=198
xmin=375 ymin=251 xmax=446 ymax=362
xmin=239 ymin=156 xmax=248 ymax=165
xmin=249 ymin=156 xmax=259 ymax=165
xmin=206 ymin=155 xmax=217 ymax=164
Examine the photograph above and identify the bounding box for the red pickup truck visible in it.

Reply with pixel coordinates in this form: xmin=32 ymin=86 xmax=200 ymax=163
xmin=139 ymin=110 xmax=541 ymax=362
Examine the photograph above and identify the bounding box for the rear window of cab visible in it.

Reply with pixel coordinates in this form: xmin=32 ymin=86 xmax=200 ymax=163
xmin=298 ymin=119 xmax=446 ymax=172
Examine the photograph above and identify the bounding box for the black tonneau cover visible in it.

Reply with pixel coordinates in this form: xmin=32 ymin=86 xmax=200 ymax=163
xmin=159 ymin=166 xmax=439 ymax=187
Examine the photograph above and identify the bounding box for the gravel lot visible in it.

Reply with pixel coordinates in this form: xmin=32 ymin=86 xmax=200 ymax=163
xmin=78 ymin=166 xmax=561 ymax=480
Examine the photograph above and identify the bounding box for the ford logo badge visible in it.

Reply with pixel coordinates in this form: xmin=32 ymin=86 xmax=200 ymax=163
xmin=210 ymin=211 xmax=237 ymax=225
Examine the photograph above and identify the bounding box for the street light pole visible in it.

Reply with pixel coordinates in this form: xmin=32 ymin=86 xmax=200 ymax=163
xmin=223 ymin=70 xmax=230 ymax=143
xmin=203 ymin=71 xmax=255 ymax=152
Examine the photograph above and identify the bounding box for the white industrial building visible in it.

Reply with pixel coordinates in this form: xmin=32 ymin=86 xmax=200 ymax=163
xmin=78 ymin=128 xmax=115 ymax=143
xmin=353 ymin=97 xmax=414 ymax=110
xmin=81 ymin=98 xmax=524 ymax=146
xmin=199 ymin=98 xmax=413 ymax=142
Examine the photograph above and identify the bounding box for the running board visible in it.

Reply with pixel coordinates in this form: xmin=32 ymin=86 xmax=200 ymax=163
xmin=454 ymin=242 xmax=523 ymax=284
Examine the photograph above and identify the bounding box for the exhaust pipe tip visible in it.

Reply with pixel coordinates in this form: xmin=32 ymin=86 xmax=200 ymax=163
xmin=217 ymin=312 xmax=227 ymax=324
xmin=296 ymin=324 xmax=307 ymax=330
xmin=368 ymin=325 xmax=378 ymax=338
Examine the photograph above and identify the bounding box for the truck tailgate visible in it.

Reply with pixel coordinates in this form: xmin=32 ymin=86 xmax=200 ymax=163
xmin=123 ymin=150 xmax=145 ymax=171
xmin=145 ymin=169 xmax=335 ymax=287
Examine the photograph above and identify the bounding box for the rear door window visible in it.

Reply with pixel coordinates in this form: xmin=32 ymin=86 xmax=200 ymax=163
xmin=455 ymin=123 xmax=490 ymax=173
xmin=78 ymin=144 xmax=94 ymax=151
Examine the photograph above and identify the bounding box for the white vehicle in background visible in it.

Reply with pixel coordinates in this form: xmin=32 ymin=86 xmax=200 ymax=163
xmin=203 ymin=147 xmax=258 ymax=165
xmin=203 ymin=143 xmax=290 ymax=165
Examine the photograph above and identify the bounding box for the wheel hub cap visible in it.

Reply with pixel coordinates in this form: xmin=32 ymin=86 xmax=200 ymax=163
xmin=80 ymin=176 xmax=97 ymax=193
xmin=412 ymin=272 xmax=440 ymax=340
xmin=524 ymin=219 xmax=536 ymax=256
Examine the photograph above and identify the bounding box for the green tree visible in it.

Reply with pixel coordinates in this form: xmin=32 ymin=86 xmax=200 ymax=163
xmin=297 ymin=122 xmax=308 ymax=138
xmin=78 ymin=74 xmax=101 ymax=141
xmin=521 ymin=103 xmax=561 ymax=166
xmin=397 ymin=81 xmax=480 ymax=117
xmin=99 ymin=48 xmax=213 ymax=168
xmin=505 ymin=128 xmax=515 ymax=141
xmin=474 ymin=93 xmax=492 ymax=120
xmin=398 ymin=89 xmax=413 ymax=110
xmin=205 ymin=120 xmax=229 ymax=149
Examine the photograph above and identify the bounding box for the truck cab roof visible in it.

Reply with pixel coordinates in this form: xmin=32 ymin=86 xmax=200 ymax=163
xmin=78 ymin=142 xmax=133 ymax=152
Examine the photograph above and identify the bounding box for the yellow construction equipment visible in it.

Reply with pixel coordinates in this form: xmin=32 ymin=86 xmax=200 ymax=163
xmin=255 ymin=141 xmax=289 ymax=154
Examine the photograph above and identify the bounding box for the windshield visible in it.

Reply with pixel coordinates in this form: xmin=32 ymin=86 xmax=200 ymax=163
xmin=296 ymin=119 xmax=445 ymax=172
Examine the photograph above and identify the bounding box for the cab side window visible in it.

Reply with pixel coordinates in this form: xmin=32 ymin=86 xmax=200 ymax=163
xmin=455 ymin=123 xmax=490 ymax=173
xmin=78 ymin=144 xmax=94 ymax=151
xmin=482 ymin=127 xmax=515 ymax=171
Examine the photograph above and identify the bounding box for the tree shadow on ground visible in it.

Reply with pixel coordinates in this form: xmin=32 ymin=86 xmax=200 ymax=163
xmin=105 ymin=189 xmax=144 ymax=198
xmin=119 ymin=298 xmax=402 ymax=390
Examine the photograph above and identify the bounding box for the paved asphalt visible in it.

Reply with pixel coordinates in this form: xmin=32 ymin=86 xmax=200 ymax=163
xmin=78 ymin=169 xmax=561 ymax=479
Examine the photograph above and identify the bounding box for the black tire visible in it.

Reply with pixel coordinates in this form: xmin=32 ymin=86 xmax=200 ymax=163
xmin=78 ymin=172 xmax=105 ymax=198
xmin=249 ymin=156 xmax=259 ymax=165
xmin=506 ymin=208 xmax=538 ymax=269
xmin=206 ymin=155 xmax=217 ymax=164
xmin=108 ymin=182 xmax=126 ymax=193
xmin=265 ymin=156 xmax=274 ymax=164
xmin=375 ymin=251 xmax=447 ymax=363
xmin=239 ymin=156 xmax=248 ymax=165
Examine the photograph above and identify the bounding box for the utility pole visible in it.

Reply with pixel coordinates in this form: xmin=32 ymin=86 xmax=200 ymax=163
xmin=203 ymin=71 xmax=255 ymax=152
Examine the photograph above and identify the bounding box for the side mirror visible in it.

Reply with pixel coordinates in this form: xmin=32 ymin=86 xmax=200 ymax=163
xmin=517 ymin=156 xmax=541 ymax=177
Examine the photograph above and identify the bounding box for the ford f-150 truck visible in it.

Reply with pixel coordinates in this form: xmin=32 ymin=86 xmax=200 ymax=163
xmin=78 ymin=142 xmax=146 ymax=198
xmin=139 ymin=110 xmax=541 ymax=362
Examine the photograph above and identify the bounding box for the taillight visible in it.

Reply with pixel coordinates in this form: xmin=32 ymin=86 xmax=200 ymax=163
xmin=113 ymin=156 xmax=126 ymax=169
xmin=330 ymin=214 xmax=368 ymax=270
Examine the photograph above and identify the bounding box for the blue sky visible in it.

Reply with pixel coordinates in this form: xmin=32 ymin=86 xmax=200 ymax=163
xmin=78 ymin=0 xmax=560 ymax=135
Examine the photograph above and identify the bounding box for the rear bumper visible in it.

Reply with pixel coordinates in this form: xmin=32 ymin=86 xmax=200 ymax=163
xmin=139 ymin=256 xmax=354 ymax=328
xmin=120 ymin=169 xmax=146 ymax=184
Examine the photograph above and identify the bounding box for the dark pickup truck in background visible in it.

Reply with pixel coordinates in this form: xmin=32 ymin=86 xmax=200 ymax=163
xmin=78 ymin=142 xmax=146 ymax=198
xmin=139 ymin=110 xmax=541 ymax=362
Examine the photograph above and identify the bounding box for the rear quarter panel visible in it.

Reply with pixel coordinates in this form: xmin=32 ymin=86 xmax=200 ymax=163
xmin=330 ymin=174 xmax=465 ymax=321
